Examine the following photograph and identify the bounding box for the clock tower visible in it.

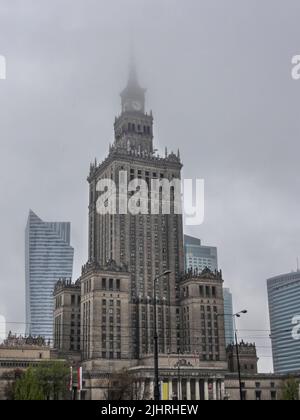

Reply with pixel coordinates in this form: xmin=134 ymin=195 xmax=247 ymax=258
xmin=114 ymin=61 xmax=154 ymax=154
xmin=87 ymin=60 xmax=184 ymax=360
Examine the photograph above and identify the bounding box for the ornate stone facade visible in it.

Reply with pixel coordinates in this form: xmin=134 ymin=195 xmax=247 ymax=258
xmin=53 ymin=63 xmax=229 ymax=399
xmin=86 ymin=64 xmax=184 ymax=359
xmin=53 ymin=278 xmax=81 ymax=354
xmin=180 ymin=268 xmax=227 ymax=362
xmin=227 ymin=341 xmax=259 ymax=374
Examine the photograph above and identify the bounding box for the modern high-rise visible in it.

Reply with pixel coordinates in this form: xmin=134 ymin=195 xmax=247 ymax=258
xmin=267 ymin=271 xmax=300 ymax=374
xmin=223 ymin=288 xmax=234 ymax=347
xmin=25 ymin=210 xmax=74 ymax=341
xmin=184 ymin=235 xmax=218 ymax=273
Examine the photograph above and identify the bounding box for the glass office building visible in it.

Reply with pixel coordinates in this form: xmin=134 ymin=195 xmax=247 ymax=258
xmin=25 ymin=210 xmax=74 ymax=341
xmin=184 ymin=235 xmax=218 ymax=272
xmin=267 ymin=271 xmax=300 ymax=373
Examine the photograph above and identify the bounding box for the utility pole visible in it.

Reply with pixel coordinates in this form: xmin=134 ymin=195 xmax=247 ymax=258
xmin=235 ymin=330 xmax=243 ymax=401
xmin=153 ymin=270 xmax=171 ymax=401
xmin=218 ymin=309 xmax=248 ymax=401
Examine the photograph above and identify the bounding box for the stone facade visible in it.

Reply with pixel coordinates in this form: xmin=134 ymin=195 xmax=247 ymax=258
xmin=224 ymin=373 xmax=299 ymax=401
xmin=180 ymin=268 xmax=226 ymax=362
xmin=50 ymin=63 xmax=300 ymax=401
xmin=227 ymin=341 xmax=258 ymax=374
xmin=51 ymin=63 xmax=230 ymax=399
xmin=80 ymin=261 xmax=131 ymax=361
xmin=53 ymin=278 xmax=81 ymax=355
xmin=86 ymin=63 xmax=185 ymax=360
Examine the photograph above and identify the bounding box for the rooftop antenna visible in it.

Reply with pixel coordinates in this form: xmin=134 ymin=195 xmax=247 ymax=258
xmin=297 ymin=257 xmax=299 ymax=272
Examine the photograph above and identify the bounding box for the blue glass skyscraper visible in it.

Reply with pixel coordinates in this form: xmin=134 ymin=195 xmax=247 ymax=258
xmin=267 ymin=271 xmax=300 ymax=373
xmin=25 ymin=210 xmax=74 ymax=341
xmin=184 ymin=235 xmax=218 ymax=272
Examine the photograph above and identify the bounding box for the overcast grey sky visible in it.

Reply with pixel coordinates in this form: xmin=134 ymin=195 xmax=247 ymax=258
xmin=1 ymin=0 xmax=300 ymax=372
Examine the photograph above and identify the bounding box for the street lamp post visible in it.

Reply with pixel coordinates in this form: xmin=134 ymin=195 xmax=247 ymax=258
xmin=177 ymin=349 xmax=181 ymax=400
xmin=235 ymin=330 xmax=243 ymax=401
xmin=218 ymin=309 xmax=247 ymax=401
xmin=233 ymin=310 xmax=247 ymax=401
xmin=153 ymin=270 xmax=172 ymax=401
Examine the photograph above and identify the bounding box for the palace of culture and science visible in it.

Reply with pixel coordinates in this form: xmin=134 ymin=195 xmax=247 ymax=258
xmin=53 ymin=62 xmax=229 ymax=400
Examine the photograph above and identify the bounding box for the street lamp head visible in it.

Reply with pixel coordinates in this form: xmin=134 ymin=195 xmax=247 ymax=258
xmin=241 ymin=310 xmax=248 ymax=314
xmin=163 ymin=270 xmax=172 ymax=276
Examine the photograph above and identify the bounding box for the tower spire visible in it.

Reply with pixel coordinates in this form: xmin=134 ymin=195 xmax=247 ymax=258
xmin=127 ymin=46 xmax=140 ymax=89
xmin=120 ymin=51 xmax=146 ymax=114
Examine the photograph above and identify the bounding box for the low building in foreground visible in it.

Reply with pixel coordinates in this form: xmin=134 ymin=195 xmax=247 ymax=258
xmin=225 ymin=373 xmax=300 ymax=401
xmin=0 ymin=334 xmax=61 ymax=400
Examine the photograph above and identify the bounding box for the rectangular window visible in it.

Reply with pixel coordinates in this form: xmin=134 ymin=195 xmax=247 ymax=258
xmin=271 ymin=391 xmax=277 ymax=401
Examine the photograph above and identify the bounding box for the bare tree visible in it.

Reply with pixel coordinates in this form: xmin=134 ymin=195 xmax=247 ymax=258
xmin=103 ymin=369 xmax=148 ymax=400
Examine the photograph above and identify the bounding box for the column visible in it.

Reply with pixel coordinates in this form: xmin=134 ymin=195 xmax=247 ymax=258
xmin=140 ymin=380 xmax=145 ymax=400
xmin=221 ymin=381 xmax=225 ymax=401
xmin=195 ymin=379 xmax=200 ymax=401
xmin=204 ymin=380 xmax=209 ymax=401
xmin=216 ymin=381 xmax=220 ymax=401
xmin=168 ymin=379 xmax=173 ymax=400
xmin=160 ymin=380 xmax=164 ymax=400
xmin=149 ymin=380 xmax=154 ymax=400
xmin=212 ymin=380 xmax=217 ymax=401
xmin=186 ymin=379 xmax=191 ymax=401
xmin=177 ymin=379 xmax=182 ymax=400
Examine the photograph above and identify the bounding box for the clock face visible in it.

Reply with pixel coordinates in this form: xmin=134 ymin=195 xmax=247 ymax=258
xmin=123 ymin=101 xmax=131 ymax=112
xmin=132 ymin=101 xmax=142 ymax=111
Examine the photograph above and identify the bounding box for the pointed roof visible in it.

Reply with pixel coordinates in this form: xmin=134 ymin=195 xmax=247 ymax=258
xmin=120 ymin=57 xmax=146 ymax=99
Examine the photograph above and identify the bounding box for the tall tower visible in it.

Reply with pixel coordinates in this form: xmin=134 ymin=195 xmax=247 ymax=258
xmin=87 ymin=63 xmax=184 ymax=358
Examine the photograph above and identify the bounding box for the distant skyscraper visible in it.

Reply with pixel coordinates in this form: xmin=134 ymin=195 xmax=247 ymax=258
xmin=0 ymin=315 xmax=5 ymax=344
xmin=223 ymin=288 xmax=234 ymax=347
xmin=184 ymin=235 xmax=218 ymax=272
xmin=267 ymin=271 xmax=300 ymax=374
xmin=25 ymin=210 xmax=74 ymax=341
